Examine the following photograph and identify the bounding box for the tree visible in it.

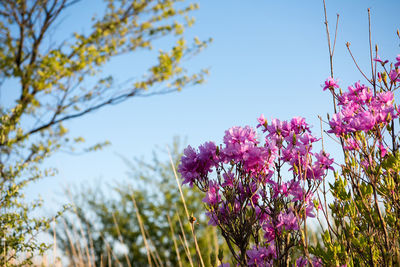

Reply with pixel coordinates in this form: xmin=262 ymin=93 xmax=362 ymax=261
xmin=53 ymin=138 xmax=229 ymax=267
xmin=0 ymin=0 xmax=209 ymax=264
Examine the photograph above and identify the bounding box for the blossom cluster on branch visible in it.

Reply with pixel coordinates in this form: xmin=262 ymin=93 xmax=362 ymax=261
xmin=179 ymin=116 xmax=333 ymax=266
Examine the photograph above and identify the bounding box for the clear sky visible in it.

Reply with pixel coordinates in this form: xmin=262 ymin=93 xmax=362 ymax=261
xmin=23 ymin=0 xmax=400 ymax=213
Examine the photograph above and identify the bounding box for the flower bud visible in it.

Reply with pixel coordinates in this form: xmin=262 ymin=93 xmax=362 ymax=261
xmin=386 ymin=112 xmax=392 ymax=123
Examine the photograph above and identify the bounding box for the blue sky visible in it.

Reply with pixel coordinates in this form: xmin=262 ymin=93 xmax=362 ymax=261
xmin=23 ymin=0 xmax=400 ymax=212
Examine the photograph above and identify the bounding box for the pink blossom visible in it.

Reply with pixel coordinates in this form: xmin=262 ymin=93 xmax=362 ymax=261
xmin=289 ymin=181 xmax=304 ymax=202
xmin=221 ymin=172 xmax=235 ymax=188
xmin=373 ymin=56 xmax=389 ymax=64
xmin=180 ymin=116 xmax=335 ymax=265
xmin=323 ymin=77 xmax=339 ymax=91
xmin=312 ymin=257 xmax=323 ymax=267
xmin=272 ymin=182 xmax=290 ymax=198
xmin=247 ymin=243 xmax=276 ymax=266
xmin=178 ymin=142 xmax=217 ymax=187
xmin=314 ymin=151 xmax=334 ymax=171
xmin=276 ymin=211 xmax=299 ymax=231
xmin=242 ymin=146 xmax=270 ymax=172
xmin=202 ymin=181 xmax=221 ymax=206
xmin=295 ymin=257 xmax=307 ymax=267
xmin=263 ymin=220 xmax=276 ymax=242
xmin=377 ymin=91 xmax=394 ymax=105
xmin=328 ymin=113 xmax=346 ymax=136
xmin=343 ymin=138 xmax=359 ymax=151
xmin=379 ymin=142 xmax=387 ymax=158
xmin=327 ymin=81 xmax=398 ymax=136
xmin=223 ymin=126 xmax=258 ymax=146
xmin=178 ymin=146 xmax=200 ymax=187
xmin=306 ymin=201 xmax=316 ymax=218
xmin=257 ymin=114 xmax=267 ymax=129
xmin=299 ymin=132 xmax=318 ymax=146
xmin=223 ymin=126 xmax=259 ymax=164
xmin=205 ymin=211 xmax=218 ymax=226
xmin=291 ymin=117 xmax=310 ymax=134
xmin=389 ymin=68 xmax=400 ymax=83
xmin=267 ymin=118 xmax=292 ymax=138
xmin=395 ymin=54 xmax=400 ymax=67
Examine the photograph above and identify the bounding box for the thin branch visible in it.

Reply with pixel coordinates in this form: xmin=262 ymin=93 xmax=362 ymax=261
xmin=331 ymin=14 xmax=339 ymax=56
xmin=346 ymin=42 xmax=373 ymax=85
xmin=322 ymin=0 xmax=338 ymax=113
xmin=368 ymin=8 xmax=376 ymax=94
xmin=130 ymin=191 xmax=153 ymax=267
xmin=168 ymin=146 xmax=205 ymax=267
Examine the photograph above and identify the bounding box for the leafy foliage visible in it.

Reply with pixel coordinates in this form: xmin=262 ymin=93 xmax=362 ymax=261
xmin=0 ymin=0 xmax=209 ymax=264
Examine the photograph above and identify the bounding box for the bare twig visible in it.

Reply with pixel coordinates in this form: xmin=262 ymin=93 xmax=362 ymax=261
xmin=176 ymin=211 xmax=194 ymax=267
xmin=167 ymin=214 xmax=183 ymax=267
xmin=112 ymin=212 xmax=132 ymax=267
xmin=130 ymin=191 xmax=153 ymax=267
xmin=322 ymin=0 xmax=339 ymax=113
xmin=167 ymin=146 xmax=205 ymax=267
xmin=346 ymin=42 xmax=373 ymax=85
xmin=368 ymin=8 xmax=376 ymax=94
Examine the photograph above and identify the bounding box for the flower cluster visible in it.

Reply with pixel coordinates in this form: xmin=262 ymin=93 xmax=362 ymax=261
xmin=178 ymin=116 xmax=333 ymax=265
xmin=326 ymin=80 xmax=398 ymax=137
xmin=316 ymin=54 xmax=400 ymax=266
xmin=322 ymin=55 xmax=399 ymax=158
xmin=179 ymin=141 xmax=217 ymax=187
xmin=178 ymin=55 xmax=400 ymax=267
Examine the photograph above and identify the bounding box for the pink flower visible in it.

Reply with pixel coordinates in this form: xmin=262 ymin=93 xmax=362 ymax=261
xmin=389 ymin=68 xmax=400 ymax=83
xmin=242 ymin=146 xmax=269 ymax=172
xmin=202 ymin=181 xmax=220 ymax=206
xmin=178 ymin=142 xmax=217 ymax=187
xmin=314 ymin=151 xmax=334 ymax=171
xmin=312 ymin=257 xmax=323 ymax=267
xmin=395 ymin=54 xmax=400 ymax=67
xmin=223 ymin=126 xmax=258 ymax=146
xmin=306 ymin=201 xmax=316 ymax=218
xmin=263 ymin=220 xmax=276 ymax=242
xmin=257 ymin=114 xmax=267 ymax=129
xmin=289 ymin=181 xmax=304 ymax=202
xmin=327 ymin=80 xmax=398 ymax=136
xmin=291 ymin=117 xmax=310 ymax=134
xmin=222 ymin=126 xmax=260 ymax=164
xmin=299 ymin=132 xmax=318 ymax=146
xmin=343 ymin=138 xmax=359 ymax=151
xmin=276 ymin=211 xmax=299 ymax=231
xmin=205 ymin=211 xmax=218 ymax=226
xmin=267 ymin=118 xmax=292 ymax=138
xmin=328 ymin=113 xmax=346 ymax=136
xmin=274 ymin=182 xmax=290 ymax=198
xmin=377 ymin=91 xmax=394 ymax=105
xmin=373 ymin=56 xmax=388 ymax=64
xmin=379 ymin=142 xmax=387 ymax=158
xmin=247 ymin=243 xmax=276 ymax=266
xmin=295 ymin=257 xmax=308 ymax=267
xmin=221 ymin=172 xmax=235 ymax=188
xmin=323 ymin=77 xmax=339 ymax=91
